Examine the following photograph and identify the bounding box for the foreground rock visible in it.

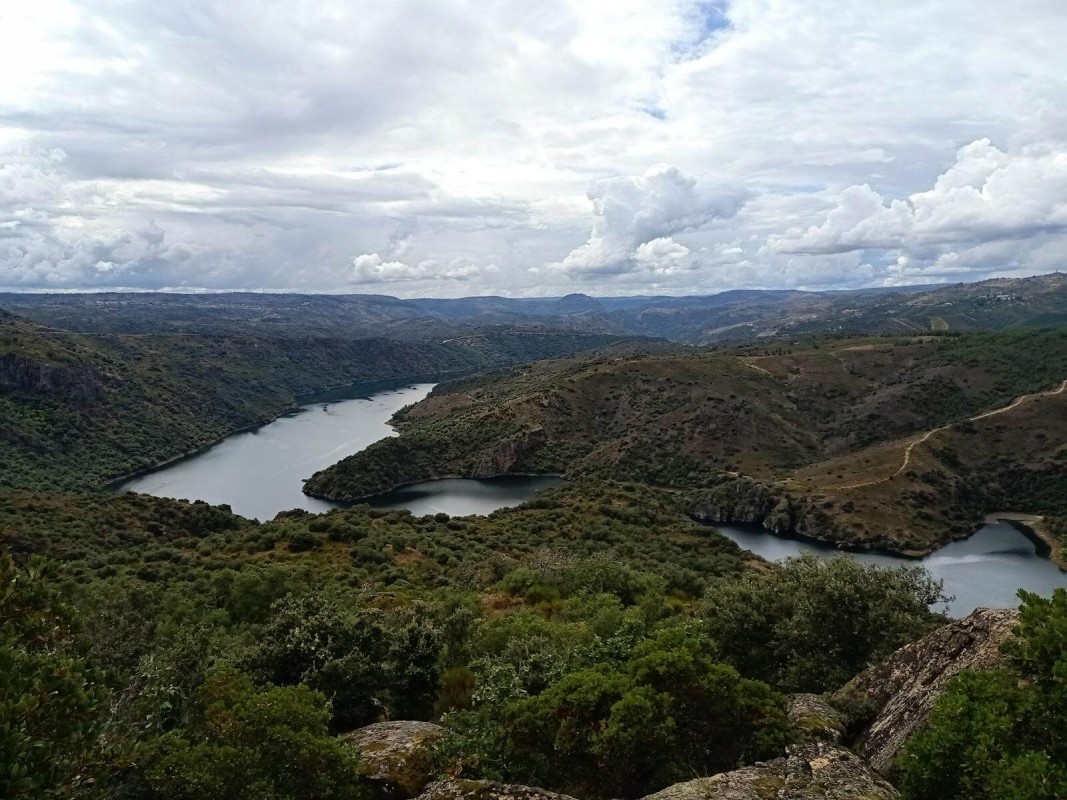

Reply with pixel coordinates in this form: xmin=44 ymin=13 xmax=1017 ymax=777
xmin=415 ymin=780 xmax=577 ymax=800
xmin=835 ymin=607 xmax=1018 ymax=772
xmin=342 ymin=720 xmax=450 ymax=798
xmin=642 ymin=741 xmax=898 ymax=800
xmin=787 ymin=693 xmax=845 ymax=743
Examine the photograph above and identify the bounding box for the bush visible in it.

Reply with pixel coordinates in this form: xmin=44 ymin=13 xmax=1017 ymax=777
xmin=0 ymin=555 xmax=106 ymax=799
xmin=896 ymin=589 xmax=1067 ymax=800
xmin=701 ymin=553 xmax=946 ymax=692
xmin=139 ymin=667 xmax=367 ymax=800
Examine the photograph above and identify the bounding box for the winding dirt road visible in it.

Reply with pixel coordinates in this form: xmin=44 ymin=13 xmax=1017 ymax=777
xmin=829 ymin=378 xmax=1067 ymax=491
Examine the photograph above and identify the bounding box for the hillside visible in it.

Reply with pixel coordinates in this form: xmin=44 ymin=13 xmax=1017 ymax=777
xmin=305 ymin=329 xmax=1067 ymax=555
xmin=3 ymin=272 xmax=1065 ymax=344
xmin=0 ymin=310 xmax=627 ymax=490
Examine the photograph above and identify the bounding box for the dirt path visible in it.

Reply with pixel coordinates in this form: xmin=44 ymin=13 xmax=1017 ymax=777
xmin=743 ymin=360 xmax=774 ymax=377
xmin=828 ymin=379 xmax=1067 ymax=491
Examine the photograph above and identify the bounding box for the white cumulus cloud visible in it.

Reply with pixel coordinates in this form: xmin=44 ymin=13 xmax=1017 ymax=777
xmin=548 ymin=164 xmax=744 ymax=277
xmin=774 ymin=139 xmax=1067 ymax=256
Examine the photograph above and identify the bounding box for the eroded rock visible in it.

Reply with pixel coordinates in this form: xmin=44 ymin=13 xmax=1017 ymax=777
xmin=834 ymin=607 xmax=1018 ymax=772
xmin=787 ymin=693 xmax=845 ymax=743
xmin=342 ymin=720 xmax=450 ymax=798
xmin=641 ymin=741 xmax=898 ymax=800
xmin=415 ymin=780 xmax=578 ymax=800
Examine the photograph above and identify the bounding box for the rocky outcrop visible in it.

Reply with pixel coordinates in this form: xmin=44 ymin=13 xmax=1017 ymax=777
xmin=641 ymin=741 xmax=898 ymax=800
xmin=341 ymin=720 xmax=450 ymax=798
xmin=415 ymin=780 xmax=578 ymax=800
xmin=471 ymin=428 xmax=547 ymax=477
xmin=687 ymin=478 xmax=780 ymax=525
xmin=834 ymin=607 xmax=1018 ymax=772
xmin=787 ymin=693 xmax=845 ymax=743
xmin=0 ymin=353 xmax=102 ymax=406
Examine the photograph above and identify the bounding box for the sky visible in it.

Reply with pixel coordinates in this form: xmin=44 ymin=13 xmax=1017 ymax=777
xmin=1 ymin=0 xmax=1066 ymax=296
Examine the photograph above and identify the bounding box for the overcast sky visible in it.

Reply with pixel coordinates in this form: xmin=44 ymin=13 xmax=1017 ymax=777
xmin=1 ymin=0 xmax=1066 ymax=296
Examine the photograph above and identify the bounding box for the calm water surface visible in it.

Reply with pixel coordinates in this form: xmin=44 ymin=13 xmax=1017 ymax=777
xmin=714 ymin=521 xmax=1067 ymax=616
xmin=122 ymin=380 xmax=1065 ymax=615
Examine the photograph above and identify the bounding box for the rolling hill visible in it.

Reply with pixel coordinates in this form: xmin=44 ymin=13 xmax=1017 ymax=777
xmin=0 ymin=309 xmax=628 ymax=490
xmin=305 ymin=328 xmax=1067 ymax=556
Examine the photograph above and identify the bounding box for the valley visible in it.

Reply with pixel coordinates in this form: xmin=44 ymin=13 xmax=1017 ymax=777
xmin=3 ymin=283 xmax=1066 ymax=800
xmin=304 ymin=328 xmax=1067 ymax=561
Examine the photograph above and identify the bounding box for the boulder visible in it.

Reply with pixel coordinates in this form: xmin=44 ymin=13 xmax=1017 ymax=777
xmin=641 ymin=741 xmax=898 ymax=800
xmin=415 ymin=780 xmax=578 ymax=800
xmin=342 ymin=720 xmax=450 ymax=798
xmin=834 ymin=607 xmax=1018 ymax=772
xmin=787 ymin=693 xmax=845 ymax=743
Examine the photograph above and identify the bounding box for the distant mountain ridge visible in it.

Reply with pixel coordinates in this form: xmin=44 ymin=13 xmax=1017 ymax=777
xmin=3 ymin=272 xmax=1064 ymax=343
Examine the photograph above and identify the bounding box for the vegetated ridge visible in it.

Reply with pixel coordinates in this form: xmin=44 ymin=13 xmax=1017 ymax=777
xmin=4 ymin=271 xmax=1066 ymax=344
xmin=305 ymin=328 xmax=1067 ymax=557
xmin=0 ymin=308 xmax=629 ymax=490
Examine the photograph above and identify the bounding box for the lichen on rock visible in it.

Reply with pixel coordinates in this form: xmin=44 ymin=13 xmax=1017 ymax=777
xmin=833 ymin=607 xmax=1018 ymax=772
xmin=341 ymin=720 xmax=450 ymax=798
xmin=639 ymin=741 xmax=898 ymax=800
xmin=415 ymin=779 xmax=578 ymax=800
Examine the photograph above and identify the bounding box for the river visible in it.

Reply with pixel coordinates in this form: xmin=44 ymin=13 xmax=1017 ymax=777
xmin=120 ymin=379 xmax=1065 ymax=616
xmin=119 ymin=379 xmax=562 ymax=520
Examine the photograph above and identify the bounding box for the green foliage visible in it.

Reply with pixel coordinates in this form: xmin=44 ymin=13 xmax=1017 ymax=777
xmin=0 ymin=555 xmax=106 ymax=798
xmin=0 ymin=309 xmax=625 ymax=491
xmin=701 ymin=553 xmax=946 ymax=692
xmin=896 ymin=589 xmax=1067 ymax=800
xmin=245 ymin=592 xmax=443 ymax=730
xmin=138 ymin=667 xmax=367 ymax=800
xmin=444 ymin=623 xmax=793 ymax=799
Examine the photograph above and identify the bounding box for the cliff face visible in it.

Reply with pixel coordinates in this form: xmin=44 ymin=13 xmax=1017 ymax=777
xmin=0 ymin=353 xmax=103 ymax=406
xmin=834 ymin=607 xmax=1018 ymax=772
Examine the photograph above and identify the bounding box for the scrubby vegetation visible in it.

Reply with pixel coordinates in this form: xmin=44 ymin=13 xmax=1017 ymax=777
xmin=3 ymin=477 xmax=952 ymax=799
xmin=897 ymin=589 xmax=1067 ymax=800
xmin=0 ymin=310 xmax=626 ymax=491
xmin=307 ymin=329 xmax=1067 ymax=556
xmin=3 ymin=300 xmax=1066 ymax=799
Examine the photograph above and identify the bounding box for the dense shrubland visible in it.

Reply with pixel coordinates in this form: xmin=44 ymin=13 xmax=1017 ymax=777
xmin=0 ymin=310 xmax=626 ymax=491
xmin=3 ymin=479 xmax=955 ymax=799
xmin=897 ymin=589 xmax=1067 ymax=800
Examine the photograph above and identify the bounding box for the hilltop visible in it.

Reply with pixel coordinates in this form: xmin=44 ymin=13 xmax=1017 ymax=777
xmin=4 ymin=272 xmax=1065 ymax=344
xmin=305 ymin=329 xmax=1067 ymax=555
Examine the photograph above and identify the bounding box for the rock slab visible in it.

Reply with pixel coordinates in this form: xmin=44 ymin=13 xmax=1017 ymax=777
xmin=342 ymin=720 xmax=450 ymax=798
xmin=835 ymin=607 xmax=1018 ymax=772
xmin=416 ymin=780 xmax=578 ymax=800
xmin=641 ymin=741 xmax=898 ymax=800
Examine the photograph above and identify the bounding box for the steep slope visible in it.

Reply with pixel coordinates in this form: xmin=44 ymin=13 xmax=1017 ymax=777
xmin=834 ymin=607 xmax=1018 ymax=772
xmin=306 ymin=329 xmax=1067 ymax=555
xmin=0 ymin=311 xmax=626 ymax=490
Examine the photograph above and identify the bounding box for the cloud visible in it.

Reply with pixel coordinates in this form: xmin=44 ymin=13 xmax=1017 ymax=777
xmin=774 ymin=139 xmax=1067 ymax=256
xmin=548 ymin=164 xmax=743 ymax=277
xmin=352 ymin=253 xmax=480 ymax=284
xmin=2 ymin=1 xmax=1067 ymax=294
xmin=633 ymin=236 xmax=692 ymax=274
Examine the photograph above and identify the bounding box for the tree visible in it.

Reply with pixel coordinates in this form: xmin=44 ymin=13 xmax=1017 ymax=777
xmin=0 ymin=555 xmax=106 ymax=798
xmin=701 ymin=553 xmax=946 ymax=692
xmin=896 ymin=589 xmax=1067 ymax=800
xmin=496 ymin=629 xmax=792 ymax=799
xmin=139 ymin=667 xmax=367 ymax=800
xmin=246 ymin=591 xmax=443 ymax=730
